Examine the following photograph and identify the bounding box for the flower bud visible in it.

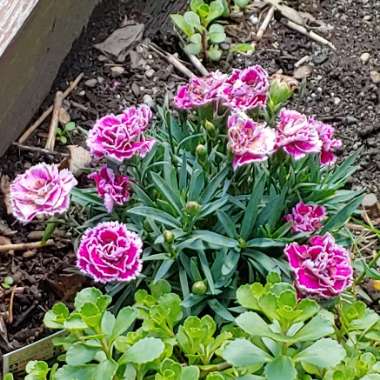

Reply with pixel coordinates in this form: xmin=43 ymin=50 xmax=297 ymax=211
xmin=185 ymin=201 xmax=201 ymax=216
xmin=268 ymin=78 xmax=293 ymax=108
xmin=163 ymin=230 xmax=174 ymax=244
xmin=204 ymin=120 xmax=216 ymax=138
xmin=196 ymin=144 xmax=207 ymax=161
xmin=238 ymin=238 xmax=247 ymax=249
xmin=192 ymin=280 xmax=208 ymax=295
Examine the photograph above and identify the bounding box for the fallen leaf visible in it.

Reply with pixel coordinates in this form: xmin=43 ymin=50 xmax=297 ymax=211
xmin=94 ymin=22 xmax=144 ymax=62
xmin=271 ymin=73 xmax=299 ymax=90
xmin=293 ymin=64 xmax=313 ymax=79
xmin=0 ymin=175 xmax=12 ymax=215
xmin=67 ymin=145 xmax=92 ymax=175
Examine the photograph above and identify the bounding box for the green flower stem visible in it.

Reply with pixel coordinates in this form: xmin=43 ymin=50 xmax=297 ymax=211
xmin=199 ymin=361 xmax=231 ymax=373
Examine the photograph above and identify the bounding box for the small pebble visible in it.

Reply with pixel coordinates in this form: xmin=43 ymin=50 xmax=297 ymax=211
xmin=97 ymin=76 xmax=105 ymax=84
xmin=23 ymin=250 xmax=37 ymax=259
xmin=143 ymin=94 xmax=155 ymax=108
xmin=333 ymin=97 xmax=341 ymax=105
xmin=79 ymin=90 xmax=85 ymax=96
xmin=84 ymin=78 xmax=97 ymax=88
xmin=249 ymin=14 xmax=259 ymax=24
xmin=97 ymin=55 xmax=108 ymax=62
xmin=27 ymin=231 xmax=44 ymax=241
xmin=370 ymin=70 xmax=380 ymax=84
xmin=360 ymin=52 xmax=370 ymax=64
xmin=145 ymin=69 xmax=155 ymax=78
xmin=111 ymin=66 xmax=125 ymax=77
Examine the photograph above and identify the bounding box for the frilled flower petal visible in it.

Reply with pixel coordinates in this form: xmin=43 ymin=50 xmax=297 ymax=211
xmin=276 ymin=109 xmax=322 ymax=160
xmin=10 ymin=163 xmax=77 ymax=223
xmin=228 ymin=113 xmax=276 ymax=170
xmin=174 ymin=71 xmax=227 ymax=109
xmin=87 ymin=105 xmax=154 ymax=162
xmin=221 ymin=65 xmax=269 ymax=111
xmin=76 ymin=221 xmax=143 ymax=283
xmin=89 ymin=166 xmax=131 ymax=213
xmin=309 ymin=118 xmax=342 ymax=166
xmin=285 ymin=202 xmax=327 ymax=233
xmin=285 ymin=233 xmax=353 ymax=298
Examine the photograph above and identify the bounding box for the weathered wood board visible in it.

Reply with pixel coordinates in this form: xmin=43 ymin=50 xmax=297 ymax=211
xmin=0 ymin=0 xmax=100 ymax=155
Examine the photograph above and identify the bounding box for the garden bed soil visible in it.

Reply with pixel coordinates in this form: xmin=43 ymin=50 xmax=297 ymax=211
xmin=0 ymin=0 xmax=379 ymax=359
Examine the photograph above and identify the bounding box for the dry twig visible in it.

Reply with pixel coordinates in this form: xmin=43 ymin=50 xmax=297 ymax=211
xmin=257 ymin=5 xmax=275 ymax=41
xmin=18 ymin=73 xmax=84 ymax=144
xmin=45 ymin=91 xmax=64 ymax=151
xmin=7 ymin=286 xmax=16 ymax=324
xmin=0 ymin=239 xmax=54 ymax=253
xmin=147 ymin=42 xmax=195 ymax=79
xmin=12 ymin=143 xmax=69 ymax=157
xmin=187 ymin=54 xmax=209 ymax=76
xmin=281 ymin=18 xmax=336 ymax=50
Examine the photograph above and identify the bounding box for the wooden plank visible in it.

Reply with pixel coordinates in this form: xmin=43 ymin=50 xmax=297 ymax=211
xmin=0 ymin=0 xmax=39 ymax=56
xmin=0 ymin=0 xmax=99 ymax=155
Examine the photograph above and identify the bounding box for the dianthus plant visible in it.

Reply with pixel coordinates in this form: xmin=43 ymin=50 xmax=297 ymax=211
xmin=72 ymin=65 xmax=362 ymax=319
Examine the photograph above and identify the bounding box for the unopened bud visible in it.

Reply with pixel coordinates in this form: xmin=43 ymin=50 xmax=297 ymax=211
xmin=204 ymin=120 xmax=216 ymax=138
xmin=238 ymin=238 xmax=247 ymax=249
xmin=163 ymin=230 xmax=174 ymax=244
xmin=196 ymin=144 xmax=207 ymax=161
xmin=192 ymin=280 xmax=208 ymax=295
xmin=185 ymin=201 xmax=201 ymax=216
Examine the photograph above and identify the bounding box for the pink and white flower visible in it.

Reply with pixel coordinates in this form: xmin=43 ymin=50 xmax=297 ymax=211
xmin=285 ymin=202 xmax=327 ymax=233
xmin=285 ymin=233 xmax=353 ymax=298
xmin=88 ymin=166 xmax=130 ymax=213
xmin=10 ymin=163 xmax=77 ymax=223
xmin=310 ymin=118 xmax=342 ymax=166
xmin=227 ymin=113 xmax=276 ymax=170
xmin=76 ymin=221 xmax=143 ymax=283
xmin=276 ymin=109 xmax=322 ymax=160
xmin=87 ymin=105 xmax=155 ymax=162
xmin=220 ymin=65 xmax=269 ymax=111
xmin=174 ymin=71 xmax=227 ymax=109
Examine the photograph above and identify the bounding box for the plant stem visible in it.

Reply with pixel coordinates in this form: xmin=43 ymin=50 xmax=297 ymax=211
xmin=201 ymin=30 xmax=208 ymax=61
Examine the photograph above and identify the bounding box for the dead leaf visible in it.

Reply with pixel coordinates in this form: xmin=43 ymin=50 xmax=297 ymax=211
xmin=277 ymin=4 xmax=305 ymax=25
xmin=67 ymin=145 xmax=92 ymax=175
xmin=94 ymin=22 xmax=144 ymax=62
xmin=0 ymin=175 xmax=12 ymax=215
xmin=59 ymin=107 xmax=71 ymax=125
xmin=271 ymin=73 xmax=299 ymax=90
xmin=293 ymin=64 xmax=313 ymax=79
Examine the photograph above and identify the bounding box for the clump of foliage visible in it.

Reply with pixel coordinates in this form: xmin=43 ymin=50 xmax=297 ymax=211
xmin=171 ymin=0 xmax=227 ymax=60
xmin=69 ymin=66 xmax=362 ymax=318
xmin=10 ymin=277 xmax=380 ymax=380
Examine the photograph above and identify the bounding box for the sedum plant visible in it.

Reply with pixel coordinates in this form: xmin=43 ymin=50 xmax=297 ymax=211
xmin=171 ymin=0 xmax=227 ymax=61
xmin=13 ymin=278 xmax=380 ymax=380
xmin=222 ymin=275 xmax=380 ymax=380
